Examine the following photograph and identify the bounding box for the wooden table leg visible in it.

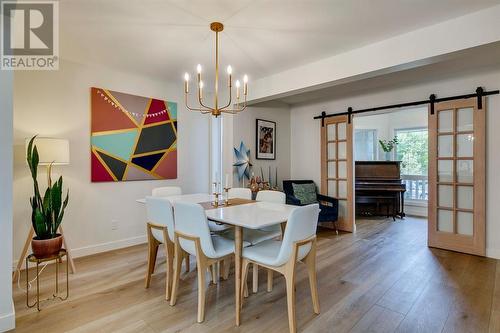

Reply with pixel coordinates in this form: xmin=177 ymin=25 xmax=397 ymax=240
xmin=234 ymin=226 xmax=242 ymax=326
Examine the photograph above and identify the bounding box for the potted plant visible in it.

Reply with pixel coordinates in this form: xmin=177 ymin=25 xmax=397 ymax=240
xmin=379 ymin=136 xmax=399 ymax=161
xmin=27 ymin=136 xmax=69 ymax=258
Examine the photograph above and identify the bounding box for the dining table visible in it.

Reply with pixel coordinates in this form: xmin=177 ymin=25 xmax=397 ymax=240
xmin=137 ymin=193 xmax=297 ymax=326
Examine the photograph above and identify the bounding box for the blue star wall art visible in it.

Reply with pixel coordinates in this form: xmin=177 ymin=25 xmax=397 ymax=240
xmin=233 ymin=141 xmax=252 ymax=180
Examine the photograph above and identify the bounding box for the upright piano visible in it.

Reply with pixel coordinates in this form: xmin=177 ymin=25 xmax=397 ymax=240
xmin=355 ymin=161 xmax=406 ymax=220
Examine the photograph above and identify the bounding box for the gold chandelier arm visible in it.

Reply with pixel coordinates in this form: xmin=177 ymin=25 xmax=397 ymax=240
xmin=220 ymin=82 xmax=233 ymax=110
xmin=185 ymin=93 xmax=211 ymax=112
xmin=220 ymin=89 xmax=245 ymax=113
xmin=198 ymin=94 xmax=214 ymax=112
xmin=221 ymin=99 xmax=248 ymax=114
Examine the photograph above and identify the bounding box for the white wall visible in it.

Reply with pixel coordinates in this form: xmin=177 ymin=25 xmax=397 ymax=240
xmin=12 ymin=59 xmax=210 ymax=265
xmin=228 ymin=103 xmax=291 ymax=190
xmin=0 ymin=70 xmax=15 ymax=330
xmin=290 ymin=66 xmax=500 ymax=258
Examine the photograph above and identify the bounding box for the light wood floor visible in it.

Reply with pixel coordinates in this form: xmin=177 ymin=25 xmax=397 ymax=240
xmin=12 ymin=217 xmax=500 ymax=333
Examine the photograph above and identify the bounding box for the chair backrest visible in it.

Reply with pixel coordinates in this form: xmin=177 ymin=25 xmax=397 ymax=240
xmin=152 ymin=186 xmax=182 ymax=197
xmin=146 ymin=196 xmax=175 ymax=242
xmin=173 ymin=201 xmax=216 ymax=258
xmin=256 ymin=190 xmax=285 ymax=204
xmin=228 ymin=187 xmax=252 ymax=200
xmin=282 ymin=180 xmax=316 ymax=197
xmin=274 ymin=204 xmax=320 ymax=266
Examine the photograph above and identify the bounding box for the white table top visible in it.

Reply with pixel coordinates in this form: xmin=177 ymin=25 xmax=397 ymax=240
xmin=136 ymin=193 xmax=213 ymax=204
xmin=137 ymin=193 xmax=296 ymax=229
xmin=205 ymin=202 xmax=296 ymax=229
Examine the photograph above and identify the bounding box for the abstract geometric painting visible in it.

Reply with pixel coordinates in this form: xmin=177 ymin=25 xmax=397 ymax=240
xmin=91 ymin=87 xmax=177 ymax=182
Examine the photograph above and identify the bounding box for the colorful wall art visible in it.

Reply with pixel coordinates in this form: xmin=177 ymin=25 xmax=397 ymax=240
xmin=91 ymin=87 xmax=177 ymax=182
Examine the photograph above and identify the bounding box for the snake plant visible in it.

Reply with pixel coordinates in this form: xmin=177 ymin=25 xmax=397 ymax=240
xmin=27 ymin=136 xmax=69 ymax=240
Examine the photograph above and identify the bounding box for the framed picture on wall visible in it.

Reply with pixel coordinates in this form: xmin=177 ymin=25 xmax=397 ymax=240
xmin=256 ymin=119 xmax=276 ymax=160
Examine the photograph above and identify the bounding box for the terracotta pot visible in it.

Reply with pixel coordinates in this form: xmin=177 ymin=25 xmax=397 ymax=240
xmin=31 ymin=234 xmax=63 ymax=258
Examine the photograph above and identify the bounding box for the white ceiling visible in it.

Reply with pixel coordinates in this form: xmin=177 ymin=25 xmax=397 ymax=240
xmin=60 ymin=0 xmax=500 ymax=83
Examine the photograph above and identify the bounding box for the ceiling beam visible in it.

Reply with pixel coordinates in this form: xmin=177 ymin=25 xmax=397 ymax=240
xmin=247 ymin=4 xmax=500 ymax=104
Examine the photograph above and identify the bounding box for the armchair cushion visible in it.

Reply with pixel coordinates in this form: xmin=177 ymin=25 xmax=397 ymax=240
xmin=291 ymin=183 xmax=318 ymax=205
xmin=283 ymin=180 xmax=339 ymax=223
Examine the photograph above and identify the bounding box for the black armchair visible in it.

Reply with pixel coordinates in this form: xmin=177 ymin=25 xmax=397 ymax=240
xmin=282 ymin=180 xmax=339 ymax=225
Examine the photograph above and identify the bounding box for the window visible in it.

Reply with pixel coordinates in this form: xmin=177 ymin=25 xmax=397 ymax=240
xmin=395 ymin=127 xmax=428 ymax=201
xmin=354 ymin=129 xmax=377 ymax=161
xmin=395 ymin=127 xmax=428 ymax=175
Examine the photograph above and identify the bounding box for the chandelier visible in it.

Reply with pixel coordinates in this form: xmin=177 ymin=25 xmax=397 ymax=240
xmin=183 ymin=22 xmax=248 ymax=117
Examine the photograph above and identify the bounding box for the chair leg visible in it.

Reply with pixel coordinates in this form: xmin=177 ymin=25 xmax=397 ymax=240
xmin=211 ymin=264 xmax=218 ymax=284
xmin=285 ymin=270 xmax=297 ymax=333
xmin=240 ymin=259 xmax=250 ymax=307
xmin=252 ymin=264 xmax=259 ymax=293
xmin=267 ymin=269 xmax=273 ymax=292
xmin=145 ymin=240 xmax=159 ymax=288
xmin=183 ymin=253 xmax=190 ymax=273
xmin=222 ymin=258 xmax=230 ymax=280
xmin=169 ymin=242 xmax=183 ymax=306
xmin=304 ymin=252 xmax=320 ymax=314
xmin=164 ymin=242 xmax=174 ymax=301
xmin=197 ymin=262 xmax=207 ymax=323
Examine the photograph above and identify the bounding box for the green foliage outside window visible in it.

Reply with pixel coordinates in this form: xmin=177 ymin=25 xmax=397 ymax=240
xmin=395 ymin=129 xmax=428 ymax=175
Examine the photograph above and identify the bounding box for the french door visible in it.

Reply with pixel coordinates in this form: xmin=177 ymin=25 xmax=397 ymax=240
xmin=321 ymin=115 xmax=354 ymax=232
xmin=428 ymin=98 xmax=485 ymax=256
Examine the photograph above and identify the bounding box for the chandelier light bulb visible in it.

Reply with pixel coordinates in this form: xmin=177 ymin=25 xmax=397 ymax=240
xmin=182 ymin=22 xmax=248 ymax=116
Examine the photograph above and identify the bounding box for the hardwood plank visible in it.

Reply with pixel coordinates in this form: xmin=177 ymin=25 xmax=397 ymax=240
xmin=11 ymin=217 xmax=498 ymax=333
xmin=349 ymin=305 xmax=404 ymax=333
xmin=490 ymin=261 xmax=500 ymax=333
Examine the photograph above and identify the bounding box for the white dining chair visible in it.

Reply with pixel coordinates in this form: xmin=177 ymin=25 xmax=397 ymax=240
xmin=145 ymin=196 xmax=189 ymax=300
xmin=251 ymin=190 xmax=286 ymax=294
xmin=228 ymin=187 xmax=252 ymax=200
xmin=152 ymin=186 xmax=182 ymax=197
xmin=241 ymin=204 xmax=321 ymax=333
xmin=170 ymin=201 xmax=250 ymax=323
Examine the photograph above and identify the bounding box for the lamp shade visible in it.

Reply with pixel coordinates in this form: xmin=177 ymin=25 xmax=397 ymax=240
xmin=25 ymin=137 xmax=70 ymax=166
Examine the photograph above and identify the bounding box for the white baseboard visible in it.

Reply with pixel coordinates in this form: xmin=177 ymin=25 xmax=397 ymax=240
xmin=486 ymin=248 xmax=500 ymax=259
xmin=12 ymin=235 xmax=147 ymax=271
xmin=0 ymin=301 xmax=15 ymax=332
xmin=404 ymin=204 xmax=427 ymax=217
xmin=70 ymin=235 xmax=147 ymax=258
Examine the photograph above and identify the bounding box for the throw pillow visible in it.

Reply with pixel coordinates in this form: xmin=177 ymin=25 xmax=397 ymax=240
xmin=292 ymin=183 xmax=318 ymax=205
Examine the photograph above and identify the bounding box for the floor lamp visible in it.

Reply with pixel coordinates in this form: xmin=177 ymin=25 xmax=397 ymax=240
xmin=13 ymin=137 xmax=76 ymax=281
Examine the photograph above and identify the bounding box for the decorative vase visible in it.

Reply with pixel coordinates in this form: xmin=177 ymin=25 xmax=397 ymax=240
xmin=385 ymin=151 xmax=392 ymax=161
xmin=31 ymin=234 xmax=63 ymax=258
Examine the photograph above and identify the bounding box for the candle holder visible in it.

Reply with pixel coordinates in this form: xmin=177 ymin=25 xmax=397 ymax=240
xmin=223 ymin=187 xmax=231 ymax=206
xmin=212 ymin=192 xmax=220 ymax=207
xmin=212 ymin=182 xmax=220 ymax=207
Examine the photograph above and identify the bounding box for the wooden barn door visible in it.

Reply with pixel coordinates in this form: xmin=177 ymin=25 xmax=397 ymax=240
xmin=428 ymin=98 xmax=486 ymax=256
xmin=321 ymin=115 xmax=354 ymax=232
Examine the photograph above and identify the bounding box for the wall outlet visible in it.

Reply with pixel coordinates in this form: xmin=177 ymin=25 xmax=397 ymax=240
xmin=111 ymin=220 xmax=118 ymax=230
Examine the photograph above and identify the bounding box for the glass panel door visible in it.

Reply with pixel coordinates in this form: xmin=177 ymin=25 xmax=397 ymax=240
xmin=428 ymin=98 xmax=485 ymax=256
xmin=321 ymin=115 xmax=354 ymax=232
